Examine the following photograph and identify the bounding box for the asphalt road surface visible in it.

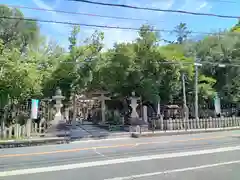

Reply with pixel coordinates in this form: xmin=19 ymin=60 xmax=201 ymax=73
xmin=1 ymin=131 xmax=240 ymax=180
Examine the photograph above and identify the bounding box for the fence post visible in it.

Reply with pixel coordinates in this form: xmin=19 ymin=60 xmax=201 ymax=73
xmin=22 ymin=125 xmax=26 ymax=137
xmin=9 ymin=126 xmax=12 ymax=139
xmin=34 ymin=123 xmax=38 ymax=133
xmin=14 ymin=124 xmax=18 ymax=138
xmin=160 ymin=116 xmax=164 ymax=131
xmin=209 ymin=117 xmax=213 ymax=128
xmin=1 ymin=122 xmax=7 ymax=139
xmin=169 ymin=118 xmax=173 ymax=130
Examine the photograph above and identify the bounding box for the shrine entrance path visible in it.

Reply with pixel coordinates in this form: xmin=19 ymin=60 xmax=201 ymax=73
xmin=80 ymin=121 xmax=110 ymax=137
xmin=79 ymin=121 xmax=129 ymax=138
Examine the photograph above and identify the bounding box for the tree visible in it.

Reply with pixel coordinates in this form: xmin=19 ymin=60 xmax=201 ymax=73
xmin=194 ymin=32 xmax=240 ymax=103
xmin=231 ymin=19 xmax=240 ymax=32
xmin=0 ymin=5 xmax=40 ymax=51
xmin=95 ymin=25 xmax=183 ymax=104
xmin=43 ymin=26 xmax=104 ymax=101
xmin=173 ymin=22 xmax=191 ymax=44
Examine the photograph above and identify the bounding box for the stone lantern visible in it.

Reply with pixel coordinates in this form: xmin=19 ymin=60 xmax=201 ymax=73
xmin=52 ymin=87 xmax=64 ymax=120
xmin=47 ymin=87 xmax=68 ymax=137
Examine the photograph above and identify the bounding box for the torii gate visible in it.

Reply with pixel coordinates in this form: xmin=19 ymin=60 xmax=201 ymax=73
xmin=90 ymin=90 xmax=111 ymax=124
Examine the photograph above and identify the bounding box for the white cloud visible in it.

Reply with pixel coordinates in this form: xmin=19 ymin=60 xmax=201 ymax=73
xmin=103 ymin=29 xmax=137 ymax=50
xmin=196 ymin=2 xmax=208 ymax=10
xmin=150 ymin=0 xmax=174 ymax=9
xmin=180 ymin=0 xmax=212 ymax=12
xmin=79 ymin=0 xmax=175 ymax=49
xmin=33 ymin=0 xmax=175 ymax=49
xmin=32 ymin=0 xmax=54 ymax=11
xmin=32 ymin=0 xmax=71 ymax=36
xmin=128 ymin=0 xmax=175 ymax=18
xmin=79 ymin=22 xmax=138 ymax=50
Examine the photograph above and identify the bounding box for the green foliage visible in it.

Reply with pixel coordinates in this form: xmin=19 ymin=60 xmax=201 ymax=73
xmin=173 ymin=22 xmax=191 ymax=44
xmin=0 ymin=5 xmax=39 ymax=50
xmin=1 ymin=4 xmax=240 ymax=117
xmin=231 ymin=20 xmax=240 ymax=32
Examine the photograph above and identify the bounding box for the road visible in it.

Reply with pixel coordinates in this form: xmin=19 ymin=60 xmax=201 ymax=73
xmin=1 ymin=131 xmax=240 ymax=180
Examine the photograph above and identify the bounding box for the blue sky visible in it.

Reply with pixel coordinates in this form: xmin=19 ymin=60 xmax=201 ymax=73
xmin=1 ymin=0 xmax=240 ymax=49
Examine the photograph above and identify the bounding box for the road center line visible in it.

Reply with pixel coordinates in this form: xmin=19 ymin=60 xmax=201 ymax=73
xmin=105 ymin=159 xmax=240 ymax=180
xmin=0 ymin=135 xmax=225 ymax=158
xmin=0 ymin=145 xmax=240 ymax=177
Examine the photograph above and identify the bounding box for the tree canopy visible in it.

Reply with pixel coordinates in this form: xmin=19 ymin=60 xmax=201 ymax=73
xmin=1 ymin=4 xmax=240 ymax=115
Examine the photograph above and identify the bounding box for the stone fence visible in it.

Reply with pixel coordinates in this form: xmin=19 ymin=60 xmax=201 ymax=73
xmin=0 ymin=119 xmax=47 ymax=139
xmin=152 ymin=116 xmax=240 ymax=131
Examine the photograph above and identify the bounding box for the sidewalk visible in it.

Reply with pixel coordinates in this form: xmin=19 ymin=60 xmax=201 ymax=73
xmin=0 ymin=129 xmax=131 ymax=148
xmin=1 ymin=126 xmax=240 ymax=148
xmin=0 ymin=136 xmax=68 ymax=148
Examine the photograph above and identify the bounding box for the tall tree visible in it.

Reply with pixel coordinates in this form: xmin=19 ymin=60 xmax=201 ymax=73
xmin=0 ymin=5 xmax=40 ymax=50
xmin=173 ymin=22 xmax=191 ymax=44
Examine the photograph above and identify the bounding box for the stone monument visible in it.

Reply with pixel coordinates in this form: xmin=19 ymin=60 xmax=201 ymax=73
xmin=47 ymin=87 xmax=68 ymax=137
xmin=129 ymin=92 xmax=143 ymax=125
xmin=130 ymin=92 xmax=139 ymax=120
xmin=129 ymin=92 xmax=148 ymax=132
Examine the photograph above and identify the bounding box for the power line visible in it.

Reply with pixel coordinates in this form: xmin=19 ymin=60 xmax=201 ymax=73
xmin=1 ymin=16 xmax=239 ymax=36
xmin=60 ymin=59 xmax=240 ymax=67
xmin=3 ymin=4 xmax=150 ymax=22
xmin=68 ymin=0 xmax=240 ymax=19
xmin=207 ymin=0 xmax=237 ymax=4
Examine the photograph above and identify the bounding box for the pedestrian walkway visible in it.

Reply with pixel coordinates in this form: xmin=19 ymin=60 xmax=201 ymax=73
xmin=70 ymin=126 xmax=91 ymax=139
xmin=80 ymin=121 xmax=110 ymax=137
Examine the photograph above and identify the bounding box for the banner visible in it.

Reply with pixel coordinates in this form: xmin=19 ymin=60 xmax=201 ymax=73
xmin=214 ymin=94 xmax=221 ymax=115
xmin=31 ymin=99 xmax=39 ymax=119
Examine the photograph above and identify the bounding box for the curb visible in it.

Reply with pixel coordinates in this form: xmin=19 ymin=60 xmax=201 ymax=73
xmin=0 ymin=133 xmax=132 ymax=149
xmin=0 ymin=137 xmax=70 ymax=149
xmin=131 ymin=127 xmax=240 ymax=138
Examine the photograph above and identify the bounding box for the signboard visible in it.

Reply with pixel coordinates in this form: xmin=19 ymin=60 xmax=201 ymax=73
xmin=31 ymin=99 xmax=39 ymax=119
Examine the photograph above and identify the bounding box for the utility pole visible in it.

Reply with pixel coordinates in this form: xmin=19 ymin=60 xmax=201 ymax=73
xmin=194 ymin=63 xmax=199 ymax=120
xmin=181 ymin=64 xmax=189 ymax=122
xmin=194 ymin=58 xmax=202 ymax=121
xmin=182 ymin=73 xmax=187 ymax=109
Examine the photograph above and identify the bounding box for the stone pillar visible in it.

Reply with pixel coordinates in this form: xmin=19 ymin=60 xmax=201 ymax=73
xmin=98 ymin=94 xmax=110 ymax=124
xmin=129 ymin=92 xmax=140 ymax=124
xmin=64 ymin=107 xmax=70 ymax=122
xmin=26 ymin=119 xmax=31 ymax=137
xmin=157 ymin=101 xmax=161 ymax=116
xmin=1 ymin=120 xmax=6 ymax=138
xmin=130 ymin=95 xmax=139 ymax=119
xmin=143 ymin=106 xmax=148 ymax=123
xmin=101 ymin=98 xmax=106 ymax=123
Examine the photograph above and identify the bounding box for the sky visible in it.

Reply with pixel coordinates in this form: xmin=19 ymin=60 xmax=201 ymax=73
xmin=1 ymin=0 xmax=240 ymax=49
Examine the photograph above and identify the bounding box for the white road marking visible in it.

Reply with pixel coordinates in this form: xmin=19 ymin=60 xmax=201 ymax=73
xmin=71 ymin=137 xmax=131 ymax=144
xmin=1 ymin=145 xmax=240 ymax=177
xmin=94 ymin=148 xmax=105 ymax=157
xmin=105 ymin=160 xmax=240 ymax=180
